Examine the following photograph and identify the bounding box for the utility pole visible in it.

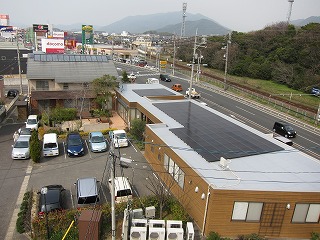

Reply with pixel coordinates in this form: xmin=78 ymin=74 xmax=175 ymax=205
xmin=172 ymin=35 xmax=176 ymax=76
xmin=224 ymin=32 xmax=231 ymax=91
xmin=16 ymin=29 xmax=23 ymax=94
xmin=109 ymin=142 xmax=116 ymax=240
xmin=188 ymin=30 xmax=198 ymax=99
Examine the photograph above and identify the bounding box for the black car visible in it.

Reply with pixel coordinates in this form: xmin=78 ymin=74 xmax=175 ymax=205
xmin=6 ymin=89 xmax=19 ymax=98
xmin=38 ymin=185 xmax=66 ymax=215
xmin=273 ymin=121 xmax=297 ymax=138
xmin=159 ymin=74 xmax=171 ymax=82
xmin=66 ymin=132 xmax=85 ymax=157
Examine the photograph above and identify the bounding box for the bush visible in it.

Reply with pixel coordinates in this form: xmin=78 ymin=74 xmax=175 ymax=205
xmin=311 ymin=232 xmax=320 ymax=240
xmin=16 ymin=191 xmax=32 ymax=233
xmin=30 ymin=130 xmax=41 ymax=163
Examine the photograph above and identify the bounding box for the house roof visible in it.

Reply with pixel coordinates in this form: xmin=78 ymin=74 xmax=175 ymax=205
xmin=118 ymin=84 xmax=320 ymax=193
xmin=26 ymin=53 xmax=119 ymax=83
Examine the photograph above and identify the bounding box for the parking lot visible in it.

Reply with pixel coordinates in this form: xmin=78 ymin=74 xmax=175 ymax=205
xmin=28 ymin=137 xmax=155 ymax=210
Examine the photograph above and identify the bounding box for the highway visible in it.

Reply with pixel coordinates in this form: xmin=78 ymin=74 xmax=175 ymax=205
xmin=114 ymin=61 xmax=320 ymax=159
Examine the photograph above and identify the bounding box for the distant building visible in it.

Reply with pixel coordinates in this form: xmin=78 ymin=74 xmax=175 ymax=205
xmin=26 ymin=53 xmax=119 ymax=115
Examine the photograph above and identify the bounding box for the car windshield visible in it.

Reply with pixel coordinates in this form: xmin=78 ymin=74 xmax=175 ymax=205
xmin=91 ymin=136 xmax=104 ymax=143
xmin=44 ymin=143 xmax=57 ymax=149
xmin=285 ymin=126 xmax=294 ymax=131
xmin=68 ymin=137 xmax=82 ymax=146
xmin=115 ymin=133 xmax=126 ymax=139
xmin=27 ymin=119 xmax=37 ymax=124
xmin=20 ymin=128 xmax=31 ymax=135
xmin=14 ymin=141 xmax=29 ymax=148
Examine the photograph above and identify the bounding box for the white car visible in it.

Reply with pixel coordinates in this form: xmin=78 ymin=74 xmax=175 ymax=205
xmin=128 ymin=73 xmax=136 ymax=81
xmin=12 ymin=135 xmax=31 ymax=160
xmin=25 ymin=115 xmax=39 ymax=131
xmin=109 ymin=130 xmax=129 ymax=148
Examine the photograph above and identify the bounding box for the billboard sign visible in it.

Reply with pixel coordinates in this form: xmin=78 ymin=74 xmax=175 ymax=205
xmin=33 ymin=24 xmax=49 ymax=33
xmin=82 ymin=25 xmax=93 ymax=44
xmin=52 ymin=31 xmax=65 ymax=39
xmin=0 ymin=25 xmax=13 ymax=31
xmin=41 ymin=38 xmax=65 ymax=54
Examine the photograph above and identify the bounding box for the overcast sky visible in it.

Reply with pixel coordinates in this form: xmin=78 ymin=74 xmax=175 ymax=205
xmin=1 ymin=0 xmax=319 ymax=32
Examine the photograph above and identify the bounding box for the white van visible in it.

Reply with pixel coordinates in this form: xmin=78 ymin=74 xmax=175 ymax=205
xmin=26 ymin=115 xmax=39 ymax=131
xmin=109 ymin=177 xmax=133 ymax=203
xmin=146 ymin=78 xmax=159 ymax=84
xmin=43 ymin=133 xmax=59 ymax=157
xmin=109 ymin=130 xmax=129 ymax=148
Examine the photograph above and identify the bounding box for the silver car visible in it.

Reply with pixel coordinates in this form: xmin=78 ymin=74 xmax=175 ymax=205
xmin=12 ymin=135 xmax=31 ymax=160
xmin=88 ymin=131 xmax=108 ymax=152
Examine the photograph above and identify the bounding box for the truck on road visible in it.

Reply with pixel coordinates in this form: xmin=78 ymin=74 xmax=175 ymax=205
xmin=186 ymin=88 xmax=200 ymax=98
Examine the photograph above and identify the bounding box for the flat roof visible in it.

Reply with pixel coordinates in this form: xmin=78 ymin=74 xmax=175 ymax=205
xmin=118 ymin=84 xmax=320 ymax=192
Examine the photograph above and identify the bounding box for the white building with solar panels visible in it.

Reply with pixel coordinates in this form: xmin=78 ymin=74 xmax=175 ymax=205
xmin=114 ymin=83 xmax=320 ymax=239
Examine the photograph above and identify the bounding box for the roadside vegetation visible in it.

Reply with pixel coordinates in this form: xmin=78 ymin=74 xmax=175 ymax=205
xmin=174 ymin=22 xmax=320 ymax=111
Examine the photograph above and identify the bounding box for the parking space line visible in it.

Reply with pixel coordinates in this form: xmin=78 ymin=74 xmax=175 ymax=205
xmin=85 ymin=140 xmax=92 ymax=159
xmin=63 ymin=142 xmax=67 ymax=159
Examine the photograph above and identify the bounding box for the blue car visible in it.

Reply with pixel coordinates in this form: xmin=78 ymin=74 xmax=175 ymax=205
xmin=88 ymin=131 xmax=108 ymax=152
xmin=66 ymin=132 xmax=85 ymax=157
xmin=311 ymin=86 xmax=320 ymax=96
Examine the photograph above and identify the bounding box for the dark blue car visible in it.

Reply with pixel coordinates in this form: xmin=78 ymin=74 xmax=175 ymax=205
xmin=66 ymin=132 xmax=85 ymax=157
xmin=311 ymin=86 xmax=320 ymax=96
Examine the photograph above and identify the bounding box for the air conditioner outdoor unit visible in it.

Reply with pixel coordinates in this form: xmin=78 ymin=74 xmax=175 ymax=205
xmin=148 ymin=227 xmax=165 ymax=240
xmin=145 ymin=206 xmax=156 ymax=218
xmin=132 ymin=218 xmax=148 ymax=227
xmin=166 ymin=220 xmax=183 ymax=229
xmin=130 ymin=226 xmax=147 ymax=240
xmin=132 ymin=208 xmax=144 ymax=219
xmin=166 ymin=227 xmax=184 ymax=240
xmin=186 ymin=222 xmax=194 ymax=240
xmin=149 ymin=219 xmax=165 ymax=228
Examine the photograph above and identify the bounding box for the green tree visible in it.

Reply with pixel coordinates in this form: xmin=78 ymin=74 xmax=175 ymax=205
xmin=129 ymin=119 xmax=146 ymax=141
xmin=30 ymin=130 xmax=41 ymax=163
xmin=50 ymin=107 xmax=77 ymax=124
xmin=92 ymin=74 xmax=118 ymax=111
xmin=122 ymin=71 xmax=130 ymax=83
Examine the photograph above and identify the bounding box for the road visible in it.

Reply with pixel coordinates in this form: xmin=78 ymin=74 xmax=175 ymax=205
xmin=1 ymin=61 xmax=319 ymax=238
xmin=115 ymin=61 xmax=320 ymax=159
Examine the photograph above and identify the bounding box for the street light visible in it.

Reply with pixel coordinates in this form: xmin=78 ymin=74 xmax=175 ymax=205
xmin=40 ymin=187 xmax=50 ymax=240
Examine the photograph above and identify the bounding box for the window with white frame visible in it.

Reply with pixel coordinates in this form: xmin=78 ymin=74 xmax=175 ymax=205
xmin=163 ymin=154 xmax=185 ymax=188
xmin=164 ymin=154 xmax=169 ymax=170
xmin=63 ymin=83 xmax=69 ymax=90
xmin=292 ymin=203 xmax=320 ymax=223
xmin=232 ymin=202 xmax=263 ymax=221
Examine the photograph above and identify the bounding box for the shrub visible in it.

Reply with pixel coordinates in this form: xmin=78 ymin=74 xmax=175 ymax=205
xmin=311 ymin=232 xmax=320 ymax=240
xmin=30 ymin=130 xmax=41 ymax=163
xmin=16 ymin=191 xmax=32 ymax=233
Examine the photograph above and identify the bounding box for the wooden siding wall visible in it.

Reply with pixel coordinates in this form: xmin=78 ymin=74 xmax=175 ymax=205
xmin=144 ymin=126 xmax=320 ymax=239
xmin=207 ymin=189 xmax=320 ymax=238
xmin=144 ymin=126 xmax=210 ymax=233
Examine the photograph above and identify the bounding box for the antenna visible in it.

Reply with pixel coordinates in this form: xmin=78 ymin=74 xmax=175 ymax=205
xmin=287 ymin=0 xmax=294 ymax=24
xmin=180 ymin=3 xmax=187 ymax=38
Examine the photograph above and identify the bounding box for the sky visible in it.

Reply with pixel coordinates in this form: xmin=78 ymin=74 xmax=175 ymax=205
xmin=1 ymin=0 xmax=319 ymax=32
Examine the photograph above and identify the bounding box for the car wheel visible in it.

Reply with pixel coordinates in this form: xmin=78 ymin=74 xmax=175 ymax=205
xmin=272 ymin=129 xmax=276 ymax=132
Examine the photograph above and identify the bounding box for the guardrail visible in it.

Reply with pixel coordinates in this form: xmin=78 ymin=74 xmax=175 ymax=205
xmin=0 ymin=105 xmax=6 ymax=122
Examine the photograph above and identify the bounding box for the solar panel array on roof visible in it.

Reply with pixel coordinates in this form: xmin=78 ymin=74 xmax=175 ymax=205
xmin=33 ymin=54 xmax=109 ymax=62
xmin=155 ymin=101 xmax=283 ymax=161
xmin=133 ymin=89 xmax=176 ymax=97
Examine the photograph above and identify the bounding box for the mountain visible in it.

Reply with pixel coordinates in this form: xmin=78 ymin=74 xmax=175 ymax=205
xmin=156 ymin=18 xmax=230 ymax=36
xmin=98 ymin=12 xmax=210 ymax=33
xmin=290 ymin=16 xmax=320 ymax=26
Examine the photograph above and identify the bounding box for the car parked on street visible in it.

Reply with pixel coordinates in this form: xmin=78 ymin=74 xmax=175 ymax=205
xmin=66 ymin=132 xmax=85 ymax=157
xmin=273 ymin=121 xmax=297 ymax=138
xmin=88 ymin=131 xmax=108 ymax=153
xmin=38 ymin=185 xmax=66 ymax=216
xmin=159 ymin=74 xmax=171 ymax=82
xmin=11 ymin=135 xmax=31 ymax=160
xmin=5 ymin=89 xmax=19 ymax=98
xmin=25 ymin=114 xmax=39 ymax=131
